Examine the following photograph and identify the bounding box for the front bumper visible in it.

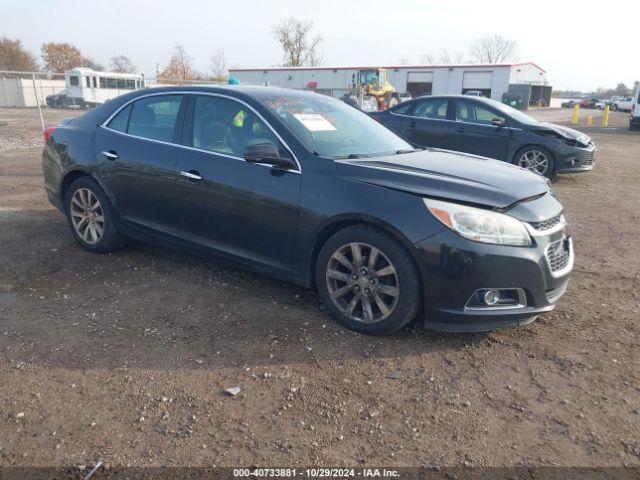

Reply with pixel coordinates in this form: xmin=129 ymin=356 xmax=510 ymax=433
xmin=413 ymin=228 xmax=572 ymax=332
xmin=555 ymin=142 xmax=596 ymax=174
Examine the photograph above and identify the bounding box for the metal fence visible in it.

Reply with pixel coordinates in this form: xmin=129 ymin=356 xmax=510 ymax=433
xmin=0 ymin=70 xmax=227 ymax=132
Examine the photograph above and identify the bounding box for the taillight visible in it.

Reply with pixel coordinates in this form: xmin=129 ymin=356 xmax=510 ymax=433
xmin=43 ymin=126 xmax=57 ymax=143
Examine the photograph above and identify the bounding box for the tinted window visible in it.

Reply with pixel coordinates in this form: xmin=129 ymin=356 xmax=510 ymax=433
xmin=69 ymin=76 xmax=79 ymax=86
xmin=192 ymin=95 xmax=288 ymax=158
xmin=85 ymin=76 xmax=91 ymax=88
xmin=107 ymin=104 xmax=132 ymax=132
xmin=127 ymin=95 xmax=183 ymax=142
xmin=455 ymin=100 xmax=500 ymax=125
xmin=412 ymin=98 xmax=448 ymax=120
xmin=99 ymin=77 xmax=106 ymax=88
xmin=392 ymin=102 xmax=413 ymax=115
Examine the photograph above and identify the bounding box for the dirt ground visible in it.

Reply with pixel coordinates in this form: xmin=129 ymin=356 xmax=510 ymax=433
xmin=0 ymin=106 xmax=639 ymax=470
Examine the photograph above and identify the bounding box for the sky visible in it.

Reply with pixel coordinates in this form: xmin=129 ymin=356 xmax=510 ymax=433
xmin=2 ymin=0 xmax=637 ymax=92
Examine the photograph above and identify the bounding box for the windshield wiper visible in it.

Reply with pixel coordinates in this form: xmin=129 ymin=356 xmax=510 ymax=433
xmin=395 ymin=147 xmax=424 ymax=155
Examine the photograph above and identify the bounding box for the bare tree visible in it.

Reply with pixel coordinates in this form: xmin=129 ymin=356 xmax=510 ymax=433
xmin=0 ymin=37 xmax=38 ymax=71
xmin=82 ymin=56 xmax=104 ymax=71
xmin=110 ymin=55 xmax=136 ymax=73
xmin=271 ymin=17 xmax=323 ymax=67
xmin=420 ymin=49 xmax=467 ymax=64
xmin=396 ymin=56 xmax=410 ymax=65
xmin=158 ymin=45 xmax=199 ymax=82
xmin=469 ymin=34 xmax=518 ymax=63
xmin=420 ymin=53 xmax=435 ymax=64
xmin=209 ymin=50 xmax=227 ymax=80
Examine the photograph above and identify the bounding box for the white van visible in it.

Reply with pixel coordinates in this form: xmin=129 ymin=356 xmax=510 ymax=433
xmin=65 ymin=68 xmax=145 ymax=107
xmin=631 ymin=83 xmax=640 ymax=131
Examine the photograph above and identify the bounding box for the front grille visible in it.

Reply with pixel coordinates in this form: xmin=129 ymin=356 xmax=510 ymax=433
xmin=546 ymin=237 xmax=571 ymax=273
xmin=530 ymin=214 xmax=563 ymax=231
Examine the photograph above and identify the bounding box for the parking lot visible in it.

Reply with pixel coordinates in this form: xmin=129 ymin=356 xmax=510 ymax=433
xmin=0 ymin=106 xmax=639 ymax=469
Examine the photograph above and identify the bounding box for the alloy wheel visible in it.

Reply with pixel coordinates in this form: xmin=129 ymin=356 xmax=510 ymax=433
xmin=518 ymin=149 xmax=549 ymax=175
xmin=70 ymin=188 xmax=105 ymax=245
xmin=325 ymin=242 xmax=400 ymax=323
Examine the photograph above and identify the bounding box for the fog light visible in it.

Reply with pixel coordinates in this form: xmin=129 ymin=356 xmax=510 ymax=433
xmin=483 ymin=289 xmax=500 ymax=306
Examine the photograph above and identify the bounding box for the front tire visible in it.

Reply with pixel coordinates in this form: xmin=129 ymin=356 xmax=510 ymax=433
xmin=315 ymin=225 xmax=421 ymax=335
xmin=65 ymin=177 xmax=127 ymax=253
xmin=514 ymin=145 xmax=555 ymax=178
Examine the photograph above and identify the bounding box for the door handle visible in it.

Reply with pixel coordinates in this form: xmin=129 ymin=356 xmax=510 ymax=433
xmin=180 ymin=170 xmax=203 ymax=181
xmin=101 ymin=150 xmax=119 ymax=160
xmin=408 ymin=121 xmax=417 ymax=128
xmin=454 ymin=127 xmax=465 ymax=133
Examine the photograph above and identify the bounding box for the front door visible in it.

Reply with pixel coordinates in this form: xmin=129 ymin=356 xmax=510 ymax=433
xmin=448 ymin=99 xmax=511 ymax=160
xmin=173 ymin=94 xmax=301 ymax=274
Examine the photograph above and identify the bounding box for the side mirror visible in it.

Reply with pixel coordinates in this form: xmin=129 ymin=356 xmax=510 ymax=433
xmin=492 ymin=117 xmax=506 ymax=127
xmin=244 ymin=143 xmax=296 ymax=170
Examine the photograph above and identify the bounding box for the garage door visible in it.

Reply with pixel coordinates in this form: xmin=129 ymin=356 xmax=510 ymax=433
xmin=463 ymin=71 xmax=493 ymax=89
xmin=407 ymin=71 xmax=433 ymax=83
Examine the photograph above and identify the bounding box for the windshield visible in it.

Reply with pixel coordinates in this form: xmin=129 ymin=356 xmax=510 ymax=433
xmin=261 ymin=93 xmax=412 ymax=158
xmin=489 ymin=99 xmax=540 ymax=125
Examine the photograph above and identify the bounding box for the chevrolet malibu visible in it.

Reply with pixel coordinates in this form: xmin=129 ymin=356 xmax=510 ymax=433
xmin=42 ymin=86 xmax=573 ymax=335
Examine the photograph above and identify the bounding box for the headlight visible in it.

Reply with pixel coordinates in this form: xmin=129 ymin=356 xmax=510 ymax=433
xmin=424 ymin=199 xmax=532 ymax=246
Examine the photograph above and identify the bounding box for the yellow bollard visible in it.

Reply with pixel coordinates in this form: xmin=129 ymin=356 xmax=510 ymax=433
xmin=571 ymin=104 xmax=580 ymax=124
xmin=602 ymin=105 xmax=610 ymax=127
xmin=587 ymin=115 xmax=593 ymax=125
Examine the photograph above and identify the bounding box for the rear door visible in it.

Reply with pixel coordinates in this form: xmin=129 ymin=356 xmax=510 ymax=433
xmin=448 ymin=99 xmax=510 ymax=160
xmin=94 ymin=94 xmax=186 ymax=233
xmin=400 ymin=97 xmax=452 ymax=149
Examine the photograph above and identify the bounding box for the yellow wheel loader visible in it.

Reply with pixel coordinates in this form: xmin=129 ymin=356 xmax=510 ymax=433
xmin=344 ymin=68 xmax=400 ymax=111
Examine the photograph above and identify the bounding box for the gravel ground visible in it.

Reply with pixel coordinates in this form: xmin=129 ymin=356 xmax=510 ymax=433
xmin=0 ymin=107 xmax=639 ymax=470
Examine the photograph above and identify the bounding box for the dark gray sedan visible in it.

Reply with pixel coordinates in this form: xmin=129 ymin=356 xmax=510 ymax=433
xmin=371 ymin=95 xmax=596 ymax=178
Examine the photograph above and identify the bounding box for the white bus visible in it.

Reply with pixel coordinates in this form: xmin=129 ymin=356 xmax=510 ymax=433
xmin=65 ymin=68 xmax=145 ymax=107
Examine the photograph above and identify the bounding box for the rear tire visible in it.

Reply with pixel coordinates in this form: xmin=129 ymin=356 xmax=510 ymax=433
xmin=65 ymin=177 xmax=127 ymax=253
xmin=315 ymin=225 xmax=421 ymax=336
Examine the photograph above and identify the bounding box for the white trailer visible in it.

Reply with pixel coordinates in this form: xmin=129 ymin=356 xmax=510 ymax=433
xmin=65 ymin=68 xmax=145 ymax=107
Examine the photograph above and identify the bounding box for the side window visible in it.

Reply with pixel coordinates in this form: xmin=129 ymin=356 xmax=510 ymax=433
xmin=99 ymin=77 xmax=106 ymax=88
xmin=107 ymin=104 xmax=132 ymax=133
xmin=455 ymin=101 xmax=469 ymax=121
xmin=127 ymin=95 xmax=183 ymax=142
xmin=473 ymin=104 xmax=498 ymax=125
xmin=85 ymin=77 xmax=91 ymax=88
xmin=456 ymin=101 xmax=500 ymax=125
xmin=391 ymin=101 xmax=413 ymax=115
xmin=413 ymin=99 xmax=448 ymax=120
xmin=69 ymin=76 xmax=79 ymax=86
xmin=191 ymin=95 xmax=289 ymax=158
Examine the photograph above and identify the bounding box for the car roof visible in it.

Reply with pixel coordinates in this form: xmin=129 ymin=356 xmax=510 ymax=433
xmin=410 ymin=94 xmax=497 ymax=104
xmin=129 ymin=84 xmax=327 ymax=103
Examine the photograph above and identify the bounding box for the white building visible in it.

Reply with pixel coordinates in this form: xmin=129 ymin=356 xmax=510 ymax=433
xmin=229 ymin=62 xmax=551 ymax=108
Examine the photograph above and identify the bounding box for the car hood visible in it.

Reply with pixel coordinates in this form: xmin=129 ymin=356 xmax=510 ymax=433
xmin=336 ymin=149 xmax=551 ymax=210
xmin=532 ymin=122 xmax=592 ymax=145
